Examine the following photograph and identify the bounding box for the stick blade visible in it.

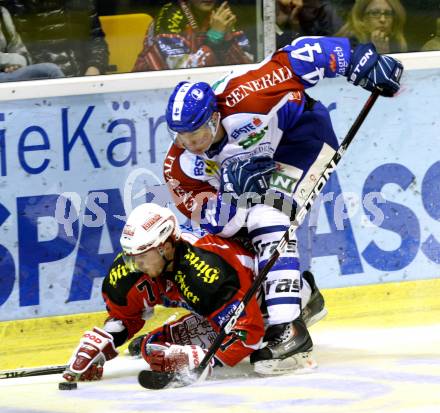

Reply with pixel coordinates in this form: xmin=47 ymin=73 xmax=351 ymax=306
xmin=138 ymin=368 xmax=203 ymax=390
xmin=138 ymin=370 xmax=176 ymax=390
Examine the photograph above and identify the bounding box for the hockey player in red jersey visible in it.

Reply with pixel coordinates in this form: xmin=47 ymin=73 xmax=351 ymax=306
xmin=62 ymin=202 xmax=323 ymax=382
xmin=163 ymin=36 xmax=402 ymax=373
xmin=63 ymin=202 xmax=263 ymax=381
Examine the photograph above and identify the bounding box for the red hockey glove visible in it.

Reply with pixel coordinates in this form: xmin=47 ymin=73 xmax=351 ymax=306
xmin=143 ymin=343 xmax=213 ymax=380
xmin=63 ymin=327 xmax=118 ymax=382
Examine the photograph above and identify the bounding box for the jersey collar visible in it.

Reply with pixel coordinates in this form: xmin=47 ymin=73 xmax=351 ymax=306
xmin=205 ymin=133 xmax=228 ymax=158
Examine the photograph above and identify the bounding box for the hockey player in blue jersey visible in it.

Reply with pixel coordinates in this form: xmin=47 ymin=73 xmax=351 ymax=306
xmin=163 ymin=36 xmax=403 ymax=374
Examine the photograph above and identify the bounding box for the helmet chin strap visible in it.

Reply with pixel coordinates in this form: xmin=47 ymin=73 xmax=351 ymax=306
xmin=208 ymin=113 xmax=221 ymax=139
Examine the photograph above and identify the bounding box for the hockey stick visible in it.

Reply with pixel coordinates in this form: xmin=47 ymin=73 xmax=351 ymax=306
xmin=138 ymin=90 xmax=380 ymax=390
xmin=0 ymin=364 xmax=67 ymax=379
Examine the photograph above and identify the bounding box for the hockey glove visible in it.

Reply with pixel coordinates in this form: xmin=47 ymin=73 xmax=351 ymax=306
xmin=347 ymin=43 xmax=403 ymax=97
xmin=143 ymin=343 xmax=213 ymax=381
xmin=63 ymin=327 xmax=118 ymax=382
xmin=220 ymin=156 xmax=276 ymax=199
xmin=129 ymin=313 xmax=216 ymax=357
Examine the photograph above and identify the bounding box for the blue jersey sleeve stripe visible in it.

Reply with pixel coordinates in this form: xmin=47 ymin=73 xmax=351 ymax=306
xmin=248 ymin=225 xmax=289 ymax=239
xmin=258 ymin=257 xmax=300 ymax=272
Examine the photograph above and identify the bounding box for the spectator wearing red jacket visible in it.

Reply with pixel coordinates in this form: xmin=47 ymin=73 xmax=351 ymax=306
xmin=133 ymin=0 xmax=254 ymax=71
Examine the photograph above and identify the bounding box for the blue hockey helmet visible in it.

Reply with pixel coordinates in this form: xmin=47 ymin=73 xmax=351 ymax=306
xmin=166 ymin=81 xmax=218 ymax=133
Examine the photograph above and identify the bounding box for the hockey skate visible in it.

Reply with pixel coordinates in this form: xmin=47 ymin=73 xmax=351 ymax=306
xmin=250 ymin=317 xmax=317 ymax=375
xmin=301 ymin=271 xmax=328 ymax=328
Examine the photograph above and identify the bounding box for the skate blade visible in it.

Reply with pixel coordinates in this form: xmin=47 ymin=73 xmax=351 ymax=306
xmin=305 ymin=308 xmax=328 ymax=328
xmin=254 ymin=351 xmax=318 ymax=376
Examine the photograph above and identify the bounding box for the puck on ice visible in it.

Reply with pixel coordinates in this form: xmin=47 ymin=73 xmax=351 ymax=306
xmin=58 ymin=381 xmax=77 ymax=390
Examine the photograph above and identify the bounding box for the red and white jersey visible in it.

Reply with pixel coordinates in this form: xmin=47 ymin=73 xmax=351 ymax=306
xmin=102 ymin=234 xmax=263 ymax=367
xmin=164 ymin=36 xmax=352 ymax=221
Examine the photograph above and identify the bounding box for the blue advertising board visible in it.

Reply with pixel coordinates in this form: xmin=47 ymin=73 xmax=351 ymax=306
xmin=0 ymin=69 xmax=438 ymax=320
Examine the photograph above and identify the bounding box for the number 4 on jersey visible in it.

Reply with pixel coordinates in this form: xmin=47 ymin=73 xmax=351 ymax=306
xmin=290 ymin=41 xmax=325 ymax=85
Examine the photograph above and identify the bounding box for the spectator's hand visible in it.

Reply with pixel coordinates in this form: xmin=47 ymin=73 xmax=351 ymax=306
xmin=84 ymin=66 xmax=100 ymax=76
xmin=276 ymin=0 xmax=303 ymax=26
xmin=210 ymin=1 xmax=237 ymax=34
xmin=289 ymin=0 xmax=304 ymax=23
xmin=4 ymin=65 xmax=22 ymax=73
xmin=370 ymin=29 xmax=390 ymax=53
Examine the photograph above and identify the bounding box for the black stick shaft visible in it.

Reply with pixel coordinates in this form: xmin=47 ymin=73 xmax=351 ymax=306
xmin=0 ymin=365 xmax=67 ymax=379
xmin=196 ymin=90 xmax=380 ymax=374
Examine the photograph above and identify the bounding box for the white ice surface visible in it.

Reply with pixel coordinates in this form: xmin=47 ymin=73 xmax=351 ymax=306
xmin=1 ymin=324 xmax=440 ymax=413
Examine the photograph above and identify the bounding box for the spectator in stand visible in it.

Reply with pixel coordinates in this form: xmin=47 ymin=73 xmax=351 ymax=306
xmin=421 ymin=17 xmax=440 ymax=51
xmin=133 ymin=0 xmax=253 ymax=71
xmin=400 ymin=0 xmax=440 ymax=51
xmin=335 ymin=0 xmax=408 ymax=53
xmin=330 ymin=0 xmax=354 ymax=22
xmin=276 ymin=0 xmax=343 ymax=48
xmin=5 ymin=0 xmax=109 ymax=77
xmin=0 ymin=5 xmax=64 ymax=81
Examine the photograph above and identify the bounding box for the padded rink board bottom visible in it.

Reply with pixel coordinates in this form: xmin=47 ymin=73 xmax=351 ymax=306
xmin=1 ymin=278 xmax=439 ymax=370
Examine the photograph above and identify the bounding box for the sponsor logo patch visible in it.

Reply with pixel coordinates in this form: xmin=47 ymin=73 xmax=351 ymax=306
xmin=122 ymin=225 xmax=135 ymax=236
xmin=174 ymin=271 xmax=201 ymax=304
xmin=333 ymin=46 xmax=348 ymax=75
xmin=109 ymin=264 xmax=129 ymax=287
xmin=193 ymin=156 xmax=205 ymax=176
xmin=287 ymin=91 xmax=302 ymax=102
xmin=142 ymin=214 xmax=161 ymax=231
xmin=231 ymin=122 xmax=256 ymax=139
xmin=191 ymin=88 xmax=204 ymax=100
xmin=212 ymin=300 xmax=243 ymax=327
xmin=270 ymin=171 xmax=297 ymax=194
xmin=193 ymin=156 xmax=218 ymax=176
xmin=204 ymin=159 xmax=219 ymax=176
xmin=225 ymin=66 xmax=294 ymax=107
xmin=238 ymin=126 xmax=269 ymax=149
xmin=183 ymin=248 xmax=221 ymax=284
xmin=329 ymin=53 xmax=337 ymax=72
